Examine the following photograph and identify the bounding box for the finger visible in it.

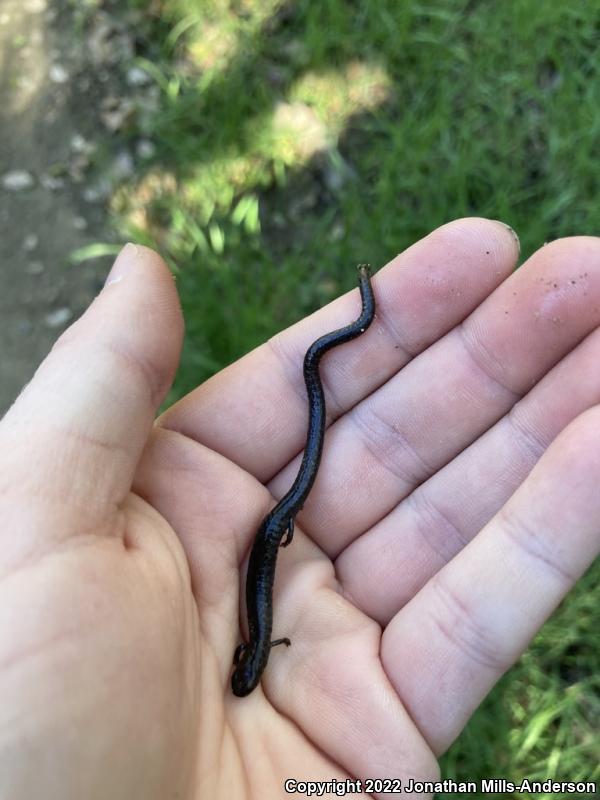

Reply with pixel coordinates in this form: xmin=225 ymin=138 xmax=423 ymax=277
xmin=160 ymin=218 xmax=519 ymax=481
xmin=381 ymin=406 xmax=600 ymax=755
xmin=270 ymin=237 xmax=600 ymax=555
xmin=0 ymin=245 xmax=183 ymax=551
xmin=256 ymin=531 xmax=440 ymax=792
xmin=338 ymin=318 xmax=600 ymax=624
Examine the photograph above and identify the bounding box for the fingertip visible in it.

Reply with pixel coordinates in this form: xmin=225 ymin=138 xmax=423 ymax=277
xmin=104 ymin=243 xmax=179 ymax=292
xmin=113 ymin=245 xmax=183 ymax=405
xmin=435 ymin=216 xmax=521 ymax=268
xmin=104 ymin=242 xmax=137 ymax=286
xmin=532 ymin=234 xmax=600 ymax=264
xmin=101 ymin=244 xmax=185 ymax=390
xmin=489 ymin=219 xmax=521 ymax=254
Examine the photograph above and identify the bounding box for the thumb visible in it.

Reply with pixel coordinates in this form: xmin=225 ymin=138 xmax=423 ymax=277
xmin=0 ymin=244 xmax=184 ymax=561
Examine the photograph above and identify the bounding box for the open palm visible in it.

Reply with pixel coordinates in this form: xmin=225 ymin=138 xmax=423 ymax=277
xmin=1 ymin=219 xmax=598 ymax=799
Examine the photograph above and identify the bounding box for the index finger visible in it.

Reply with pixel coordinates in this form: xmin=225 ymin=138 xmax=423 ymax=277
xmin=160 ymin=218 xmax=519 ymax=481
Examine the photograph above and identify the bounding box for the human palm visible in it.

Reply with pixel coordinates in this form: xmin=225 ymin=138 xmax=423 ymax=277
xmin=1 ymin=220 xmax=599 ymax=799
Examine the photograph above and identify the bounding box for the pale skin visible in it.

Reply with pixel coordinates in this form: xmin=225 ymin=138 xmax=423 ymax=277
xmin=0 ymin=218 xmax=599 ymax=799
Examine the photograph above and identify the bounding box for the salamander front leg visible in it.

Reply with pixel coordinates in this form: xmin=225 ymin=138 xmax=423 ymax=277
xmin=233 ymin=642 xmax=246 ymax=665
xmin=280 ymin=517 xmax=294 ymax=547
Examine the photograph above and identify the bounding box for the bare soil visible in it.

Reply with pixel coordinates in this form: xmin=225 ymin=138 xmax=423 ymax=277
xmin=0 ymin=0 xmax=118 ymax=414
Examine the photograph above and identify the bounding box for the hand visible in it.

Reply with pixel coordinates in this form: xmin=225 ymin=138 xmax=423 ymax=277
xmin=0 ymin=221 xmax=598 ymax=799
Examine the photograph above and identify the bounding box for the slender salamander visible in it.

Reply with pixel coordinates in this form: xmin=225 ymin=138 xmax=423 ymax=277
xmin=231 ymin=265 xmax=376 ymax=697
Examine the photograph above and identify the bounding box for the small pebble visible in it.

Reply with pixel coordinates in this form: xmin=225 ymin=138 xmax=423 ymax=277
xmin=136 ymin=139 xmax=156 ymax=159
xmin=45 ymin=307 xmax=72 ymax=328
xmin=49 ymin=63 xmax=69 ymax=83
xmin=2 ymin=170 xmax=35 ymax=190
xmin=26 ymin=260 xmax=44 ymax=275
xmin=70 ymin=133 xmax=89 ymax=153
xmin=40 ymin=173 xmax=65 ymax=190
xmin=72 ymin=216 xmax=88 ymax=230
xmin=126 ymin=66 xmax=151 ymax=86
xmin=83 ymin=180 xmax=111 ymax=202
xmin=111 ymin=150 xmax=134 ymax=179
xmin=22 ymin=234 xmax=39 ymax=252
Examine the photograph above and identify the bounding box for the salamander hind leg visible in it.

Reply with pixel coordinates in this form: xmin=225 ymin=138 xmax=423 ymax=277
xmin=270 ymin=637 xmax=291 ymax=649
xmin=280 ymin=517 xmax=294 ymax=547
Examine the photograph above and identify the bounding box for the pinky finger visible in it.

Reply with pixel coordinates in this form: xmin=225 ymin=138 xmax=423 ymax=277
xmin=381 ymin=406 xmax=600 ymax=755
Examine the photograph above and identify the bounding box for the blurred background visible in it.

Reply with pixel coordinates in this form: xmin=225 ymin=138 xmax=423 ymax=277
xmin=0 ymin=0 xmax=598 ymax=794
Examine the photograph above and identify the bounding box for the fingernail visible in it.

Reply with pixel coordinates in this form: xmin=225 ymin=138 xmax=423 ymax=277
xmin=104 ymin=243 xmax=137 ymax=286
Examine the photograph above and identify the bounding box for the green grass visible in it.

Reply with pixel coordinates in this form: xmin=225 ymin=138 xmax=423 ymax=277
xmin=441 ymin=563 xmax=599 ymax=798
xmin=111 ymin=0 xmax=600 ymax=400
xmin=102 ymin=0 xmax=599 ymax=791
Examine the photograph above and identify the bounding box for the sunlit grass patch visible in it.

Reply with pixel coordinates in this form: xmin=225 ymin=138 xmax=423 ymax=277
xmin=290 ymin=61 xmax=392 ymax=134
xmin=170 ymin=0 xmax=285 ymax=76
xmin=187 ymin=21 xmax=238 ymax=73
xmin=111 ymin=168 xmax=178 ymax=238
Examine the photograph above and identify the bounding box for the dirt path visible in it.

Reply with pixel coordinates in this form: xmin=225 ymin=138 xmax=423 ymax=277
xmin=0 ymin=0 xmax=114 ymax=414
